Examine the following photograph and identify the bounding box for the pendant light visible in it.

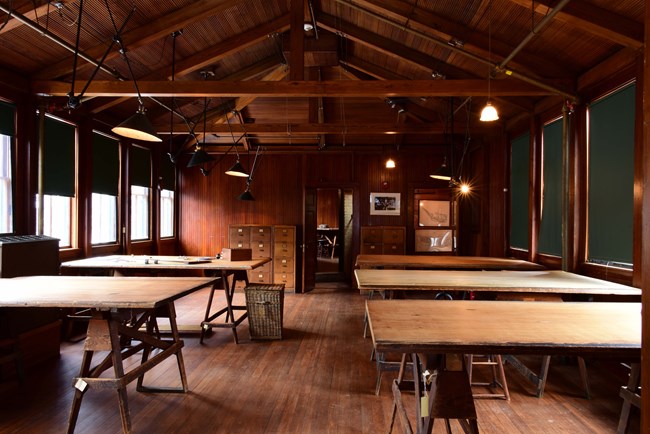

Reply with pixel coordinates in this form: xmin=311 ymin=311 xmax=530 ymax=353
xmin=430 ymin=156 xmax=452 ymax=181
xmin=480 ymin=0 xmax=499 ymax=122
xmin=111 ymin=35 xmax=161 ymax=142
xmin=237 ymin=145 xmax=262 ymax=201
xmin=225 ymin=110 xmax=249 ymax=177
xmin=385 ymin=158 xmax=396 ymax=169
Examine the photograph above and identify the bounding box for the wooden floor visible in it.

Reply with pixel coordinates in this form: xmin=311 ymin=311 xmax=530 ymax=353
xmin=0 ymin=281 xmax=639 ymax=433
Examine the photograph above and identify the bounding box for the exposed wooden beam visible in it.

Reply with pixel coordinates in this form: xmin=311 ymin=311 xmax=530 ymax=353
xmin=33 ymin=79 xmax=566 ymax=97
xmin=506 ymin=0 xmax=643 ymax=49
xmin=161 ymin=122 xmax=486 ymax=135
xmin=0 ymin=0 xmax=52 ymax=35
xmin=289 ymin=0 xmax=305 ymax=80
xmin=34 ymin=0 xmax=242 ymax=80
xmin=348 ymin=0 xmax=568 ymax=78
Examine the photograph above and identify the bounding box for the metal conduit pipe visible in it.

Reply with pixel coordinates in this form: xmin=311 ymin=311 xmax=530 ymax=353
xmin=332 ymin=0 xmax=578 ymax=102
xmin=498 ymin=0 xmax=572 ymax=70
xmin=0 ymin=4 xmax=187 ymax=121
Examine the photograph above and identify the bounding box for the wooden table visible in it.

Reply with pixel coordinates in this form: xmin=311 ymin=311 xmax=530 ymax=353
xmin=355 ymin=254 xmax=545 ymax=271
xmin=61 ymin=255 xmax=271 ymax=343
xmin=0 ymin=275 xmax=219 ymax=434
xmin=356 ymin=268 xmax=641 ymax=397
xmin=367 ymin=299 xmax=641 ymax=434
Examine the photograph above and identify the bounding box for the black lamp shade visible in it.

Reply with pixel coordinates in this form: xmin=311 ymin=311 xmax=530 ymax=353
xmin=225 ymin=160 xmax=249 ymax=177
xmin=237 ymin=189 xmax=255 ymax=201
xmin=430 ymin=161 xmax=452 ymax=181
xmin=112 ymin=111 xmax=162 ymax=142
xmin=187 ymin=148 xmax=214 ymax=167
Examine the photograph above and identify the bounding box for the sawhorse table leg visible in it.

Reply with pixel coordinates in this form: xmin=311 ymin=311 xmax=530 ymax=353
xmin=200 ymin=270 xmax=249 ymax=344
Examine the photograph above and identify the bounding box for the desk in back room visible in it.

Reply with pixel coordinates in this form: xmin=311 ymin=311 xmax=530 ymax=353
xmin=355 ymin=268 xmax=641 ymax=397
xmin=0 ymin=275 xmax=219 ymax=434
xmin=367 ymin=299 xmax=641 ymax=434
xmin=61 ymin=255 xmax=272 ymax=343
xmin=355 ymin=254 xmax=545 ymax=271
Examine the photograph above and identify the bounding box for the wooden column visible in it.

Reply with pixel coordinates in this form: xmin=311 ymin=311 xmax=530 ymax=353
xmin=641 ymin=3 xmax=650 ymax=432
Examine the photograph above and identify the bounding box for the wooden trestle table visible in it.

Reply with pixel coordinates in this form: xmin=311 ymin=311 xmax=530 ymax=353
xmin=61 ymin=255 xmax=272 ymax=343
xmin=0 ymin=275 xmax=219 ymax=434
xmin=355 ymin=254 xmax=545 ymax=271
xmin=355 ymin=268 xmax=641 ymax=398
xmin=366 ymin=299 xmax=641 ymax=434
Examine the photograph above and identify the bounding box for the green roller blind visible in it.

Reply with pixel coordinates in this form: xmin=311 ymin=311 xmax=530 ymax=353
xmin=510 ymin=133 xmax=530 ymax=250
xmin=538 ymin=119 xmax=562 ymax=256
xmin=0 ymin=101 xmax=15 ymax=136
xmin=43 ymin=115 xmax=75 ymax=197
xmin=159 ymin=153 xmax=175 ymax=191
xmin=92 ymin=132 xmax=120 ymax=196
xmin=130 ymin=145 xmax=151 ymax=188
xmin=588 ymin=84 xmax=635 ymax=265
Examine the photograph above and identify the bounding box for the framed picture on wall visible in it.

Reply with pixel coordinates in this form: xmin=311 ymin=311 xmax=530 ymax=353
xmin=415 ymin=229 xmax=454 ymax=252
xmin=370 ymin=192 xmax=400 ymax=216
xmin=418 ymin=200 xmax=450 ymax=226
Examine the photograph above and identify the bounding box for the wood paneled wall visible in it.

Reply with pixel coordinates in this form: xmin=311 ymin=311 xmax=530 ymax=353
xmin=178 ymin=146 xmax=500 ymax=259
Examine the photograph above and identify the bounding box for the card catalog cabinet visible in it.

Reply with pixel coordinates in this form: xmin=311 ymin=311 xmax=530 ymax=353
xmin=360 ymin=226 xmax=405 ymax=255
xmin=228 ymin=225 xmax=297 ymax=291
xmin=273 ymin=225 xmax=296 ymax=291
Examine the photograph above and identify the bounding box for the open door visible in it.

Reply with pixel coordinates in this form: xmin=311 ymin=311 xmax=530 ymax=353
xmin=302 ymin=187 xmax=317 ymax=292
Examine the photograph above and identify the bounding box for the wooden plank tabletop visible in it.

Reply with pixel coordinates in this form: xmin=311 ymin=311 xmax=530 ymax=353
xmin=0 ymin=275 xmax=219 ymax=309
xmin=355 ymin=254 xmax=545 ymax=270
xmin=354 ymin=269 xmax=641 ymax=296
xmin=367 ymin=299 xmax=641 ymax=357
xmin=61 ymin=254 xmax=271 ymax=271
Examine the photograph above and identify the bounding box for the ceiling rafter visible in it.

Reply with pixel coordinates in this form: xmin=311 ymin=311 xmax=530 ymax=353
xmin=32 ymin=78 xmax=566 ymax=98
xmin=506 ymin=0 xmax=643 ymax=49
xmin=34 ymin=0 xmax=243 ymax=80
xmin=347 ymin=0 xmax=568 ymax=79
xmin=0 ymin=0 xmax=52 ymax=35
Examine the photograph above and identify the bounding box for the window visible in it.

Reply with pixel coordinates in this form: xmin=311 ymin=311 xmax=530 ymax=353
xmin=130 ymin=185 xmax=150 ymax=240
xmin=159 ymin=152 xmax=175 ymax=238
xmin=42 ymin=115 xmax=76 ymax=248
xmin=130 ymin=145 xmax=151 ymax=241
xmin=0 ymin=101 xmax=14 ymax=234
xmin=510 ymin=132 xmax=530 ymax=250
xmin=587 ymin=83 xmax=635 ymax=267
xmin=538 ymin=118 xmax=563 ymax=256
xmin=0 ymin=134 xmax=12 ymax=234
xmin=91 ymin=132 xmax=119 ymax=245
xmin=160 ymin=189 xmax=174 ymax=238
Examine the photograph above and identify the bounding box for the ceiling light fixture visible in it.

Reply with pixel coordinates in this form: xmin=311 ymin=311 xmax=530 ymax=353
xmin=237 ymin=145 xmax=262 ymax=201
xmin=225 ymin=110 xmax=249 ymax=177
xmin=111 ymin=36 xmax=161 ymax=142
xmin=385 ymin=158 xmax=395 ymax=169
xmin=480 ymin=0 xmax=499 ymax=122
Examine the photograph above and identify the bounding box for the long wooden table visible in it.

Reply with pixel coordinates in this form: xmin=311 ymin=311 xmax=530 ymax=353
xmin=356 ymin=268 xmax=641 ymax=397
xmin=61 ymin=255 xmax=272 ymax=343
xmin=355 ymin=254 xmax=545 ymax=271
xmin=367 ymin=299 xmax=641 ymax=434
xmin=0 ymin=275 xmax=219 ymax=434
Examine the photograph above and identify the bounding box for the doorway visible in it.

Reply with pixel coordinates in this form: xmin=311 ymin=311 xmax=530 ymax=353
xmin=315 ymin=188 xmax=353 ymax=282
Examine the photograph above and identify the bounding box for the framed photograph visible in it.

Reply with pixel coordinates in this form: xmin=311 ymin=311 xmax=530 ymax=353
xmin=418 ymin=200 xmax=450 ymax=226
xmin=415 ymin=229 xmax=454 ymax=252
xmin=370 ymin=192 xmax=401 ymax=216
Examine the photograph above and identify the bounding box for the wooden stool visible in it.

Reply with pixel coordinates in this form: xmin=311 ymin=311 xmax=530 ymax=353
xmin=466 ymin=354 xmax=510 ymax=400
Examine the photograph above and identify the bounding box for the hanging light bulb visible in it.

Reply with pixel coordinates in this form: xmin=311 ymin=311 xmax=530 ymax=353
xmin=480 ymin=0 xmax=499 ymax=123
xmin=480 ymin=101 xmax=499 ymax=121
xmin=385 ymin=158 xmax=395 ymax=169
xmin=430 ymin=157 xmax=452 ymax=181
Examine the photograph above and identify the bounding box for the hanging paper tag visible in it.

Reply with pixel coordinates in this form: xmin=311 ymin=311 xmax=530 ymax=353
xmin=420 ymin=395 xmax=429 ymax=418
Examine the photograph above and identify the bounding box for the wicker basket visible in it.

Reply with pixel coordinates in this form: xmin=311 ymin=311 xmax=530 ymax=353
xmin=245 ymin=284 xmax=285 ymax=340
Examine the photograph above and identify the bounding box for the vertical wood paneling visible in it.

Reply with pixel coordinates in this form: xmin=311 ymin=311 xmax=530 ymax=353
xmin=178 ymin=147 xmax=479 ymax=261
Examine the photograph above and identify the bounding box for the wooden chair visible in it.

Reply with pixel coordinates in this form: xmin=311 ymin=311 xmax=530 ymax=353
xmin=617 ymin=363 xmax=640 ymax=434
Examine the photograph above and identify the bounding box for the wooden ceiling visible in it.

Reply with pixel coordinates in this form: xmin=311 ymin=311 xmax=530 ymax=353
xmin=0 ymin=0 xmax=643 ymax=153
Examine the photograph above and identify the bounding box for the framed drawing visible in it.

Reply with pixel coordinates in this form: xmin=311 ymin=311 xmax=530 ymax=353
xmin=370 ymin=192 xmax=400 ymax=216
xmin=418 ymin=200 xmax=450 ymax=226
xmin=415 ymin=229 xmax=454 ymax=252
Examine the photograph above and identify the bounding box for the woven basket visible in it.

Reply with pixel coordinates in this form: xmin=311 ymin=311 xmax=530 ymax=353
xmin=245 ymin=284 xmax=285 ymax=340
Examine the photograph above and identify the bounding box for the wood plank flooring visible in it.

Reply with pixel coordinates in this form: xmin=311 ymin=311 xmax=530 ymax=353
xmin=0 ymin=282 xmax=640 ymax=433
